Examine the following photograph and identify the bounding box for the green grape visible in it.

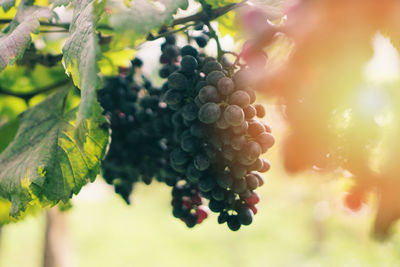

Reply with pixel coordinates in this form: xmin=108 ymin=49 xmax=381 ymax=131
xmin=216 ymin=114 xmax=230 ymax=129
xmin=198 ymin=102 xmax=221 ymax=124
xmin=224 ymin=105 xmax=244 ymax=126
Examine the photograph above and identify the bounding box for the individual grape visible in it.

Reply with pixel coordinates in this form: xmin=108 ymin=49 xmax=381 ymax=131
xmin=212 ymin=187 xmax=226 ymax=201
xmin=259 ymin=159 xmax=271 ymax=172
xmin=186 ymin=163 xmax=202 ymax=183
xmin=232 ymin=178 xmax=247 ymax=193
xmin=237 ymin=207 xmax=254 ymax=225
xmin=218 ymin=211 xmax=229 ymax=224
xmin=170 ymin=148 xmax=189 ymax=165
xmin=248 ymin=158 xmax=263 ymax=171
xmin=222 ymin=145 xmax=235 ymax=161
xmin=199 ymin=176 xmax=216 ymax=192
xmin=202 ymin=61 xmax=223 ymax=75
xmin=181 ymin=45 xmax=198 ymax=57
xmin=239 ymin=189 xmax=252 ymax=199
xmin=181 ymin=55 xmax=198 ymax=74
xmin=165 ymin=34 xmax=176 ymax=45
xmin=164 ymin=45 xmax=180 ymax=60
xmin=229 ymin=90 xmax=250 ymax=108
xmin=245 ymin=191 xmax=260 ymax=205
xmin=231 ymin=164 xmax=247 ymax=179
xmin=194 ymin=153 xmax=210 ymax=171
xmin=209 ymin=199 xmax=225 ymax=212
xmin=245 ymin=174 xmax=259 ymax=190
xmin=216 ymin=115 xmax=230 ymax=130
xmin=243 ymin=87 xmax=256 ymax=104
xmin=198 ymin=103 xmax=221 ymax=124
xmin=181 ymin=134 xmax=198 ymax=153
xmin=248 ymin=121 xmax=265 ymax=137
xmin=254 ymin=104 xmax=266 ymax=118
xmin=261 ymin=121 xmax=272 ymax=133
xmin=217 ymin=77 xmax=235 ymax=96
xmin=206 ymin=70 xmax=226 ymax=86
xmin=252 ymin=172 xmax=264 ymax=186
xmin=197 ymin=206 xmax=209 ymax=223
xmin=243 ymin=141 xmax=262 ymax=162
xmin=232 ymin=120 xmax=248 ymax=135
xmin=194 ymin=80 xmax=208 ymax=93
xmin=224 ymin=105 xmax=244 ymax=127
xmin=256 ymin=132 xmax=275 ymax=148
xmin=243 ymin=105 xmax=256 ymax=119
xmin=227 ymin=216 xmax=241 ymax=231
xmin=190 ymin=122 xmax=206 ymax=138
xmin=182 ymin=103 xmax=199 ymax=121
xmin=231 ymin=135 xmax=247 ymax=151
xmin=165 ymin=90 xmax=183 ymax=106
xmin=168 ymin=72 xmax=188 ymax=91
xmin=232 ymin=68 xmax=252 ymax=88
xmin=195 ymin=34 xmax=209 ymax=48
xmin=198 ymin=85 xmax=220 ymax=103
xmin=217 ymin=174 xmax=233 ymax=189
xmin=194 ymin=96 xmax=204 ymax=108
xmin=131 ymin=58 xmax=143 ymax=67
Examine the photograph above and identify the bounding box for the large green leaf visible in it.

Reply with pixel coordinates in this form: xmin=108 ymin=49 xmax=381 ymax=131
xmin=108 ymin=0 xmax=189 ymax=49
xmin=0 ymin=2 xmax=53 ymax=72
xmin=0 ymin=88 xmax=109 ymax=217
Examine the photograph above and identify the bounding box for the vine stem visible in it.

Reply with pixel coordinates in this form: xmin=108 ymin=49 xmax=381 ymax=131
xmin=0 ymin=79 xmax=71 ymax=101
xmin=0 ymin=1 xmax=247 ymax=32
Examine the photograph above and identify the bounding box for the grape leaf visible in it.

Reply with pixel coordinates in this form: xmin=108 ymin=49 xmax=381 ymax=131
xmin=62 ymin=0 xmax=104 ymax=123
xmin=0 ymin=3 xmax=53 ymax=72
xmin=108 ymin=0 xmax=189 ymax=49
xmin=0 ymin=88 xmax=109 ymax=217
xmin=0 ymin=0 xmax=15 ymax=12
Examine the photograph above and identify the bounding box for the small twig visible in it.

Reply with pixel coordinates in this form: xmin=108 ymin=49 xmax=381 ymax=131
xmin=0 ymin=79 xmax=71 ymax=101
xmin=146 ymin=23 xmax=196 ymax=41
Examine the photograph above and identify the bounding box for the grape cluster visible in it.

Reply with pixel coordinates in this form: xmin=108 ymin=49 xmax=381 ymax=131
xmin=160 ymin=36 xmax=275 ymax=230
xmin=98 ymin=59 xmax=177 ymax=203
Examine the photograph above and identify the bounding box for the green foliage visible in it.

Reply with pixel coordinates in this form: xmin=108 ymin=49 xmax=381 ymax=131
xmin=0 ymin=0 xmax=16 ymax=12
xmin=0 ymin=1 xmax=52 ymax=71
xmin=108 ymin=0 xmax=189 ymax=49
xmin=0 ymin=88 xmax=108 ymax=217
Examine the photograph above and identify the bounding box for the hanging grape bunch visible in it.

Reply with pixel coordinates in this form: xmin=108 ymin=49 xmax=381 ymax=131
xmin=98 ymin=59 xmax=177 ymax=203
xmin=160 ymin=29 xmax=275 ymax=230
